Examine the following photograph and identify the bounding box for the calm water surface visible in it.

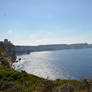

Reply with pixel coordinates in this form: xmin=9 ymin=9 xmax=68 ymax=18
xmin=14 ymin=48 xmax=92 ymax=80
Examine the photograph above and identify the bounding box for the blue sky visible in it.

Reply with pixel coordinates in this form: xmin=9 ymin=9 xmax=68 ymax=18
xmin=0 ymin=0 xmax=92 ymax=45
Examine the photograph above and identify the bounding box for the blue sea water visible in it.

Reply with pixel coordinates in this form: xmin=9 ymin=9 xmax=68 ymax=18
xmin=14 ymin=48 xmax=92 ymax=80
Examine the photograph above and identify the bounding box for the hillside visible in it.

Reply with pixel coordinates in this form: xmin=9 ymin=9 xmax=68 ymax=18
xmin=0 ymin=39 xmax=16 ymax=61
xmin=15 ymin=43 xmax=92 ymax=55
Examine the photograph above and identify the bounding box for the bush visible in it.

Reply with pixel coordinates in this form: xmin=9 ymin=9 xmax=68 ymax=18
xmin=0 ymin=57 xmax=11 ymax=68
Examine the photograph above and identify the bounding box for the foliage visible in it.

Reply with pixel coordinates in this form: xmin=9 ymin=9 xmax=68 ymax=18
xmin=0 ymin=67 xmax=92 ymax=92
xmin=0 ymin=57 xmax=11 ymax=68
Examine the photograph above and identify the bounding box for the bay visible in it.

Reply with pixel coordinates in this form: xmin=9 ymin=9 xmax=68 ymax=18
xmin=14 ymin=48 xmax=92 ymax=80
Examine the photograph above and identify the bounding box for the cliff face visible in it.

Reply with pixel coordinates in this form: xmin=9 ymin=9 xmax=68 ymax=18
xmin=0 ymin=39 xmax=16 ymax=62
xmin=0 ymin=48 xmax=13 ymax=68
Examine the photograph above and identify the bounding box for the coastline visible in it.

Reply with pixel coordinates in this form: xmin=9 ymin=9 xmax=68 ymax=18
xmin=0 ymin=40 xmax=92 ymax=92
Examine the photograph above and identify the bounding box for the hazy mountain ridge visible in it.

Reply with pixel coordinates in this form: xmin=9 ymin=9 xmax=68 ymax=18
xmin=15 ymin=43 xmax=92 ymax=54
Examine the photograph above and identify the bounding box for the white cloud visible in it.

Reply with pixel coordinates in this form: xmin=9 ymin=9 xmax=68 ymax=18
xmin=13 ymin=37 xmax=76 ymax=46
xmin=4 ymin=29 xmax=92 ymax=46
xmin=7 ymin=30 xmax=13 ymax=35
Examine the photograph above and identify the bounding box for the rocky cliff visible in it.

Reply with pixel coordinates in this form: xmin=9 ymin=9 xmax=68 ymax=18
xmin=0 ymin=39 xmax=16 ymax=62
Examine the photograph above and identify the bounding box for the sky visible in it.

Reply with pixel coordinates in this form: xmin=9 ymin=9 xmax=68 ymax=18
xmin=0 ymin=0 xmax=92 ymax=45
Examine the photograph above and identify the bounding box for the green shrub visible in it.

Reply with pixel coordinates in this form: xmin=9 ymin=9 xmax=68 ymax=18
xmin=0 ymin=57 xmax=11 ymax=68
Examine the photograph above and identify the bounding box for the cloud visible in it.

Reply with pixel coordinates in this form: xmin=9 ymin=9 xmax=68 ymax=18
xmin=7 ymin=30 xmax=13 ymax=35
xmin=1 ymin=29 xmax=14 ymax=40
xmin=3 ymin=29 xmax=91 ymax=46
xmin=13 ymin=32 xmax=79 ymax=45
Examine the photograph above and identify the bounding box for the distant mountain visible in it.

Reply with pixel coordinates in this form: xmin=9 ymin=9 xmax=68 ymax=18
xmin=15 ymin=43 xmax=92 ymax=55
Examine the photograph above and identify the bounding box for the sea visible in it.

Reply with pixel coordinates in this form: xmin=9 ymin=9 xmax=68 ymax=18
xmin=13 ymin=48 xmax=92 ymax=80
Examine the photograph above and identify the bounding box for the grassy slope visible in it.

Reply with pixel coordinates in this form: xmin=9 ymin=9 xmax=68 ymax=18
xmin=0 ymin=48 xmax=92 ymax=92
xmin=0 ymin=67 xmax=92 ymax=92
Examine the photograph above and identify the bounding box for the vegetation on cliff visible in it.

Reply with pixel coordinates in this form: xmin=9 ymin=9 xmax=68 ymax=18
xmin=0 ymin=65 xmax=92 ymax=92
xmin=0 ymin=39 xmax=16 ymax=62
